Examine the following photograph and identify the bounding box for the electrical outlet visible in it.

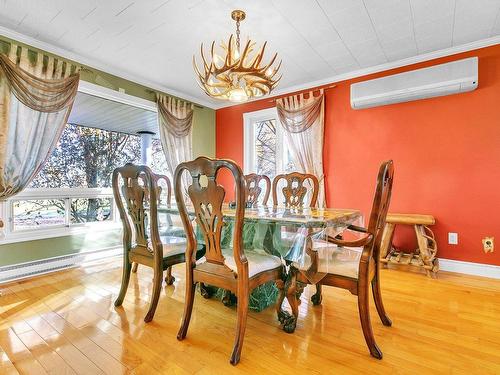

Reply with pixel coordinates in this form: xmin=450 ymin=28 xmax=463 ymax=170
xmin=482 ymin=237 xmax=494 ymax=253
xmin=448 ymin=232 xmax=458 ymax=245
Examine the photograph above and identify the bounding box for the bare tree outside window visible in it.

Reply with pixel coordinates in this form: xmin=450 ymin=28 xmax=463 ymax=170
xmin=254 ymin=118 xmax=295 ymax=179
xmin=16 ymin=124 xmax=141 ymax=228
xmin=150 ymin=138 xmax=170 ymax=177
xmin=255 ymin=119 xmax=277 ymax=178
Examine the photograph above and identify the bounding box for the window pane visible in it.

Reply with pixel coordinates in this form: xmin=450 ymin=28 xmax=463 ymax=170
xmin=70 ymin=198 xmax=112 ymax=224
xmin=151 ymin=139 xmax=170 ymax=176
xmin=255 ymin=119 xmax=277 ymax=178
xmin=283 ymin=141 xmax=296 ymax=172
xmin=29 ymin=124 xmax=141 ymax=189
xmin=13 ymin=200 xmax=65 ymax=230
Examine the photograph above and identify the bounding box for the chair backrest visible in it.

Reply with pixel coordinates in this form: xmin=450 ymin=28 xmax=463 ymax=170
xmin=363 ymin=160 xmax=394 ymax=262
xmin=244 ymin=173 xmax=271 ymax=207
xmin=152 ymin=173 xmax=172 ymax=206
xmin=112 ymin=163 xmax=162 ymax=257
xmin=272 ymin=172 xmax=319 ymax=208
xmin=174 ymin=156 xmax=247 ymax=276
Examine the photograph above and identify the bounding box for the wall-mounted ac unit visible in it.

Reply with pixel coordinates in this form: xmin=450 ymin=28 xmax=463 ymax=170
xmin=350 ymin=57 xmax=478 ymax=109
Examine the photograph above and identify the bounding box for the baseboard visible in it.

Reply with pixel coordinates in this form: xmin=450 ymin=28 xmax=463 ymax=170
xmin=0 ymin=246 xmax=122 ymax=285
xmin=439 ymin=258 xmax=500 ymax=279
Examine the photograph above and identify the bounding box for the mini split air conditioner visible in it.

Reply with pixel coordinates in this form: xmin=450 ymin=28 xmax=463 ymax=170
xmin=350 ymin=57 xmax=478 ymax=109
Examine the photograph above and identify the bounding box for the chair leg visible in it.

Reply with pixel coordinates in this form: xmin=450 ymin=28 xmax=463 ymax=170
xmin=114 ymin=256 xmax=132 ymax=307
xmin=372 ymin=272 xmax=392 ymax=327
xmin=144 ymin=264 xmax=163 ymax=323
xmin=358 ymin=283 xmax=383 ymax=359
xmin=230 ymin=285 xmax=249 ymax=365
xmin=311 ymin=283 xmax=322 ymax=306
xmin=177 ymin=268 xmax=196 ymax=340
xmin=164 ymin=266 xmax=175 ymax=285
xmin=131 ymin=262 xmax=138 ymax=273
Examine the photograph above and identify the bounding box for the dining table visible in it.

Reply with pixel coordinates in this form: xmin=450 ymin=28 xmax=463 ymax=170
xmin=158 ymin=204 xmax=362 ymax=332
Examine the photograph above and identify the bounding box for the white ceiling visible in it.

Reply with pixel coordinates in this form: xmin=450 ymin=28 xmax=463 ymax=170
xmin=69 ymin=92 xmax=158 ymax=135
xmin=1 ymin=0 xmax=500 ymax=109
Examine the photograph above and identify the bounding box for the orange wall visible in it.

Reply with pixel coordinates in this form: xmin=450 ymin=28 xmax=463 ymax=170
xmin=216 ymin=44 xmax=500 ymax=266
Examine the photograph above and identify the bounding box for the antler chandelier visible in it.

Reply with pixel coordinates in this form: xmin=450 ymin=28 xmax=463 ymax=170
xmin=193 ymin=10 xmax=282 ymax=102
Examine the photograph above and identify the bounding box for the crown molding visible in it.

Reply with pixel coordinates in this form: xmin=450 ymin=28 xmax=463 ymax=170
xmin=2 ymin=25 xmax=499 ymax=111
xmin=215 ymin=35 xmax=500 ymax=109
xmin=0 ymin=25 xmax=218 ymax=109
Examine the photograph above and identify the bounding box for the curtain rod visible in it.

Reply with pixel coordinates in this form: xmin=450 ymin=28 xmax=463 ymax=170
xmin=145 ymin=89 xmax=203 ymax=109
xmin=268 ymin=84 xmax=336 ymax=102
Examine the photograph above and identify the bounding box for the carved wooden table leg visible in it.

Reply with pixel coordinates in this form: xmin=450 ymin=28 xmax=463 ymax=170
xmin=303 ymin=232 xmax=323 ymax=305
xmin=164 ymin=266 xmax=175 ymax=285
xmin=199 ymin=283 xmax=217 ymax=299
xmin=311 ymin=284 xmax=322 ymax=306
xmin=277 ymin=266 xmax=299 ymax=333
xmin=222 ymin=290 xmax=237 ymax=307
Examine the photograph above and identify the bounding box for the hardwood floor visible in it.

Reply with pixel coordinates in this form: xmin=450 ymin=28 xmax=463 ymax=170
xmin=1 ymin=257 xmax=500 ymax=374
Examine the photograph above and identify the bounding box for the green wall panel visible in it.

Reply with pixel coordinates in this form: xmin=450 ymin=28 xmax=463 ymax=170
xmin=0 ymin=230 xmax=122 ymax=267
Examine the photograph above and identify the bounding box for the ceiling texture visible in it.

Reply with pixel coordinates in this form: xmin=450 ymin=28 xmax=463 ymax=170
xmin=69 ymin=92 xmax=158 ymax=135
xmin=1 ymin=0 xmax=500 ymax=109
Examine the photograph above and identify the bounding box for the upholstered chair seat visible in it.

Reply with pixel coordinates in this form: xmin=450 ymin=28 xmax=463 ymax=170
xmin=222 ymin=249 xmax=282 ymax=277
xmin=299 ymin=240 xmax=362 ymax=279
xmin=197 ymin=250 xmax=282 ymax=277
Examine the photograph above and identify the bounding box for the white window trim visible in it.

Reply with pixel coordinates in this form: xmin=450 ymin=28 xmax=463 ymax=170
xmin=0 ymin=188 xmax=120 ymax=245
xmin=243 ymin=107 xmax=284 ymax=175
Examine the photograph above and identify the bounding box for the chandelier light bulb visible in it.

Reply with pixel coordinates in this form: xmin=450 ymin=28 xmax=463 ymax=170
xmin=229 ymin=88 xmax=249 ymax=102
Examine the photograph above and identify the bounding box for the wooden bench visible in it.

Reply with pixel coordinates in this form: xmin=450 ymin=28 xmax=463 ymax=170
xmin=380 ymin=213 xmax=439 ymax=277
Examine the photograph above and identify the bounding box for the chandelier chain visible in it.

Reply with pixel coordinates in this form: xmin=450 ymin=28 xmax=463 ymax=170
xmin=235 ymin=18 xmax=240 ymax=51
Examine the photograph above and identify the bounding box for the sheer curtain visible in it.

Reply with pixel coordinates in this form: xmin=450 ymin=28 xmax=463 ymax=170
xmin=276 ymin=90 xmax=325 ymax=207
xmin=0 ymin=44 xmax=80 ymax=228
xmin=157 ymin=94 xmax=194 ymax=193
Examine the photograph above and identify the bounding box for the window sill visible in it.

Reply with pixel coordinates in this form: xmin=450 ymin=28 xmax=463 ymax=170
xmin=0 ymin=222 xmax=122 ymax=245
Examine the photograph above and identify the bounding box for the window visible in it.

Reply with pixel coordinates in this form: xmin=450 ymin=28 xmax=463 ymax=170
xmin=2 ymin=124 xmax=141 ymax=241
xmin=29 ymin=124 xmax=141 ymax=189
xmin=13 ymin=199 xmax=66 ymax=231
xmin=244 ymin=107 xmax=295 ymax=181
xmin=243 ymin=108 xmax=296 ymax=206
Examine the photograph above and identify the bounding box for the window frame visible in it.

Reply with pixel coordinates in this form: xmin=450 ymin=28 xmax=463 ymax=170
xmin=243 ymin=107 xmax=287 ymax=176
xmin=1 ymin=188 xmax=120 ymax=244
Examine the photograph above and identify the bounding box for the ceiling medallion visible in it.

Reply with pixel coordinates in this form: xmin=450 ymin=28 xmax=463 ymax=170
xmin=193 ymin=10 xmax=282 ymax=102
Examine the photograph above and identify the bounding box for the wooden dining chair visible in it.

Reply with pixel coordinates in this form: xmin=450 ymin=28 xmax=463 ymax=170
xmin=131 ymin=172 xmax=186 ymax=284
xmin=244 ymin=173 xmax=271 ymax=207
xmin=174 ymin=156 xmax=284 ymax=365
xmin=291 ymin=160 xmax=394 ymax=359
xmin=272 ymin=172 xmax=322 ymax=299
xmin=272 ymin=171 xmax=319 ymax=208
xmin=112 ymin=163 xmax=204 ymax=323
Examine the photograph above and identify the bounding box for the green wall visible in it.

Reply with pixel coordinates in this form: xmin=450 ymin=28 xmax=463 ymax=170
xmin=0 ymin=231 xmax=122 ymax=267
xmin=0 ymin=35 xmax=215 ymax=267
